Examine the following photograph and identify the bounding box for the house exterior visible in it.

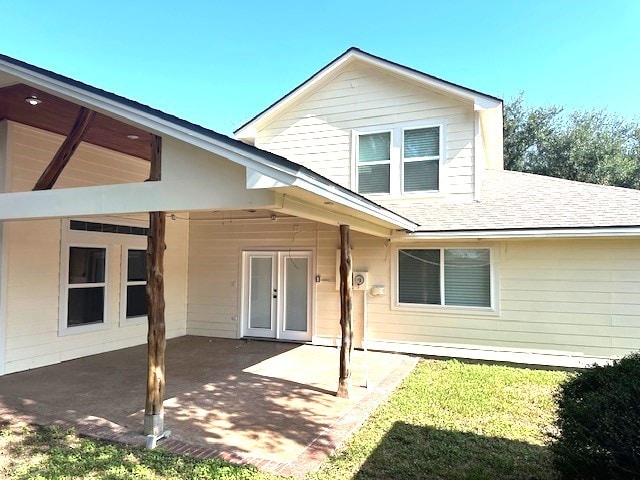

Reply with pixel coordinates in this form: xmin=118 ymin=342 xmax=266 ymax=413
xmin=0 ymin=47 xmax=638 ymax=379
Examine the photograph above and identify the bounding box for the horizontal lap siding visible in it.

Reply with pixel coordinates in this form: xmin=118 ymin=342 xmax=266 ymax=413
xmin=185 ymin=217 xmax=639 ymax=362
xmin=9 ymin=122 xmax=149 ymax=192
xmin=314 ymin=235 xmax=640 ymax=361
xmin=3 ymin=123 xmax=189 ymax=374
xmin=186 ymin=217 xmax=347 ymax=340
xmin=255 ymin=63 xmax=475 ymax=199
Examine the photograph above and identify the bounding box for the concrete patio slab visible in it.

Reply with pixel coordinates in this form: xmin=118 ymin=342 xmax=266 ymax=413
xmin=0 ymin=336 xmax=417 ymax=477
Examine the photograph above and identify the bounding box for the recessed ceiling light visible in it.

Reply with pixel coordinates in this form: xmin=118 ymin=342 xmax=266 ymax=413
xmin=324 ymin=201 xmax=334 ymax=205
xmin=25 ymin=96 xmax=42 ymax=106
xmin=126 ymin=134 xmax=139 ymax=140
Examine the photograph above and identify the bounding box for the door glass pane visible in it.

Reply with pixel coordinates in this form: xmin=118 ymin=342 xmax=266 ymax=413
xmin=249 ymin=257 xmax=272 ymax=329
xmin=68 ymin=247 xmax=105 ymax=284
xmin=68 ymin=287 xmax=104 ymax=326
xmin=126 ymin=285 xmax=147 ymax=318
xmin=284 ymin=257 xmax=308 ymax=332
xmin=127 ymin=249 xmax=147 ymax=281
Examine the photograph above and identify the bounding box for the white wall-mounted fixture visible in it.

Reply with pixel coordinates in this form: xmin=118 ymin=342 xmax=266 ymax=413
xmin=370 ymin=285 xmax=386 ymax=296
xmin=353 ymin=271 xmax=368 ymax=290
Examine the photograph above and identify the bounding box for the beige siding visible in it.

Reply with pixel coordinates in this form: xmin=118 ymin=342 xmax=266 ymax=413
xmin=358 ymin=236 xmax=640 ymax=363
xmin=8 ymin=121 xmax=149 ymax=192
xmin=188 ymin=216 xmax=640 ymax=365
xmin=186 ymin=215 xmax=353 ymax=341
xmin=3 ymin=123 xmax=188 ymax=374
xmin=255 ymin=61 xmax=476 ymax=201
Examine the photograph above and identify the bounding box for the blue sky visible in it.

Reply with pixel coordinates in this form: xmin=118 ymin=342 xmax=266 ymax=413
xmin=0 ymin=0 xmax=638 ymax=135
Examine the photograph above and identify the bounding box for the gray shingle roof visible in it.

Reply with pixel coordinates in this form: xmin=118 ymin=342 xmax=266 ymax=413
xmin=382 ymin=170 xmax=640 ymax=232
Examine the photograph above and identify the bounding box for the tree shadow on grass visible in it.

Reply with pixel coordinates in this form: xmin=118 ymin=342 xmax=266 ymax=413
xmin=356 ymin=422 xmax=557 ymax=480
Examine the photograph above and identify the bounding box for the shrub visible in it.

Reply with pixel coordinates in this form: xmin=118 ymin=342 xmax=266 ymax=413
xmin=551 ymin=353 xmax=640 ymax=479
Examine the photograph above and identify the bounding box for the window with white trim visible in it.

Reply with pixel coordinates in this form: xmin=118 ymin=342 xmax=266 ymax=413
xmin=123 ymin=249 xmax=147 ymax=319
xmin=66 ymin=246 xmax=107 ymax=326
xmin=402 ymin=126 xmax=440 ymax=192
xmin=59 ymin=217 xmax=148 ymax=335
xmin=354 ymin=121 xmax=443 ymax=196
xmin=398 ymin=248 xmax=491 ymax=308
xmin=357 ymin=131 xmax=391 ymax=194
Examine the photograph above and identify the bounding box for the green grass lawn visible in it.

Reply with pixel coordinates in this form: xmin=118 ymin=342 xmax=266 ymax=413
xmin=0 ymin=358 xmax=569 ymax=480
xmin=312 ymin=359 xmax=569 ymax=480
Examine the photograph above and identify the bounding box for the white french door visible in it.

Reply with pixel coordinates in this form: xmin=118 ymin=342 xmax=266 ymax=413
xmin=242 ymin=251 xmax=312 ymax=341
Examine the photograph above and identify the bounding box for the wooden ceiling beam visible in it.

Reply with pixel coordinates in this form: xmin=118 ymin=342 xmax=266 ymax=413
xmin=32 ymin=106 xmax=96 ymax=191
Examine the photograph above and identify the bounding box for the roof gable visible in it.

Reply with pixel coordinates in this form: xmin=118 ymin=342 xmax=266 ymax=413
xmin=235 ymin=47 xmax=502 ymax=140
xmin=0 ymin=52 xmax=417 ymax=233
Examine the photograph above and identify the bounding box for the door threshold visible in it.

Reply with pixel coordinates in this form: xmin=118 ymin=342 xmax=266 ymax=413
xmin=241 ymin=336 xmax=312 ymax=345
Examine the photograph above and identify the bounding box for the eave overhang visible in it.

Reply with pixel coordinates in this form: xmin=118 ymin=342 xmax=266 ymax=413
xmin=0 ymin=53 xmax=417 ymax=234
xmin=393 ymin=225 xmax=640 ymax=241
xmin=235 ymin=47 xmax=503 ymax=142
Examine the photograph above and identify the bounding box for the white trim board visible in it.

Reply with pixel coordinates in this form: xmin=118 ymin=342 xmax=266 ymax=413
xmin=0 ymin=121 xmax=10 ymax=375
xmin=366 ymin=340 xmax=613 ymax=368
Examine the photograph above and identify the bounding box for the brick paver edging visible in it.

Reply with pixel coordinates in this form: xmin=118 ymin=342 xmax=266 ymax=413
xmin=279 ymin=354 xmax=419 ymax=477
xmin=0 ymin=353 xmax=418 ymax=478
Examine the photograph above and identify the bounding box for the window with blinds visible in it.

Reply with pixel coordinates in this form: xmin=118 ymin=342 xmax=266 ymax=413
xmin=398 ymin=248 xmax=491 ymax=308
xmin=357 ymin=131 xmax=391 ymax=194
xmin=354 ymin=122 xmax=443 ymax=196
xmin=402 ymin=127 xmax=440 ymax=192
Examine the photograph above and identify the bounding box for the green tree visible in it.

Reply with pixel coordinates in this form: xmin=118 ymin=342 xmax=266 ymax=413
xmin=503 ymin=95 xmax=640 ymax=189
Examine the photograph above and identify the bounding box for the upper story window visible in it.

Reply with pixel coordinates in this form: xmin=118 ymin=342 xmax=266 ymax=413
xmin=353 ymin=121 xmax=444 ymax=196
xmin=402 ymin=127 xmax=440 ymax=192
xmin=357 ymin=132 xmax=391 ymax=194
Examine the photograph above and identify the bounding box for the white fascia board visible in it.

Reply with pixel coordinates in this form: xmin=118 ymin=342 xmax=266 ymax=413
xmin=288 ymin=172 xmax=417 ymax=231
xmin=235 ymin=50 xmax=501 ymax=138
xmin=235 ymin=54 xmax=355 ymax=139
xmin=0 ymin=59 xmax=299 ymax=186
xmin=394 ymin=227 xmax=640 ymax=241
xmin=278 ymin=195 xmax=391 ymax=237
xmin=0 ymin=57 xmax=414 ymax=231
xmin=0 ymin=181 xmax=278 ymax=221
xmin=245 ymin=167 xmax=417 ymax=231
xmin=356 ymin=54 xmax=502 ymax=110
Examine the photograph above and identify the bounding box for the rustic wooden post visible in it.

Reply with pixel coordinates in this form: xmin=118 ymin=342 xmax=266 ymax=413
xmin=144 ymin=135 xmax=167 ymax=437
xmin=337 ymin=224 xmax=353 ymax=398
xmin=33 ymin=106 xmax=96 ymax=190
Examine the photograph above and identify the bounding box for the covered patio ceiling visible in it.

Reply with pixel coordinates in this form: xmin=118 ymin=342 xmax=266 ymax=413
xmin=0 ymin=82 xmax=152 ymax=160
